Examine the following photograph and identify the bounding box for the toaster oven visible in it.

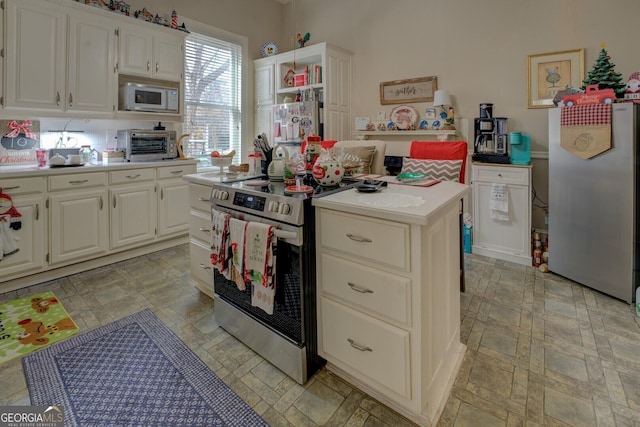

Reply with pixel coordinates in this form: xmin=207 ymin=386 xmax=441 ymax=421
xmin=116 ymin=130 xmax=177 ymax=162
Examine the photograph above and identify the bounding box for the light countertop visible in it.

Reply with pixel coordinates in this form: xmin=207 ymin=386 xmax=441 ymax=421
xmin=0 ymin=159 xmax=198 ymax=179
xmin=312 ymin=180 xmax=470 ymax=225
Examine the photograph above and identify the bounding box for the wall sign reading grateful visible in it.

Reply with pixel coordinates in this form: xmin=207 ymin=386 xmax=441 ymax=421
xmin=0 ymin=120 xmax=39 ymax=166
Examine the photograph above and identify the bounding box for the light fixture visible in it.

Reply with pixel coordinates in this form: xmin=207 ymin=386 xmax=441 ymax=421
xmin=433 ymin=90 xmax=455 ymax=130
xmin=48 ymin=119 xmax=85 ymax=148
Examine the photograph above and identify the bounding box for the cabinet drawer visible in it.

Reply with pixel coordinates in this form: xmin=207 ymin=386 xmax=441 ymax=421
xmin=320 ymin=253 xmax=410 ymax=325
xmin=0 ymin=176 xmax=45 ymax=195
xmin=190 ymin=240 xmax=213 ymax=288
xmin=190 ymin=210 xmax=212 ymax=243
xmin=318 ymin=209 xmax=409 ymax=270
xmin=110 ymin=168 xmax=155 ymax=185
xmin=320 ymin=297 xmax=410 ymax=398
xmin=189 ymin=183 xmax=213 ymax=211
xmin=49 ymin=172 xmax=107 ymax=191
xmin=473 ymin=165 xmax=529 ymax=186
xmin=157 ymin=164 xmax=197 ymax=179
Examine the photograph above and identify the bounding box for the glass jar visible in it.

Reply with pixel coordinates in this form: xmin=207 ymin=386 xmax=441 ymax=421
xmin=79 ymin=145 xmax=92 ymax=164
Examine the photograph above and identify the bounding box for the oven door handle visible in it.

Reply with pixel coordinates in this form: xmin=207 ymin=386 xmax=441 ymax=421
xmin=274 ymin=229 xmax=297 ymax=240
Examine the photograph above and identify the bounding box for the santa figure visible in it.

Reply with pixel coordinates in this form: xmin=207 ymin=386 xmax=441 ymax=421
xmin=0 ymin=189 xmax=21 ymax=261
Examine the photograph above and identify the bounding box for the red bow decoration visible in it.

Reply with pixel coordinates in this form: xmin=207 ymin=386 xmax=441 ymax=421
xmin=6 ymin=120 xmax=37 ymax=139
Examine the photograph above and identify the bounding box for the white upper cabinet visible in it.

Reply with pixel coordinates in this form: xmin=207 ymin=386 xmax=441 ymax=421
xmin=67 ymin=8 xmax=117 ymax=113
xmin=2 ymin=0 xmax=185 ymax=119
xmin=5 ymin=0 xmax=66 ymax=111
xmin=4 ymin=0 xmax=116 ymax=114
xmin=118 ymin=24 xmax=184 ymax=82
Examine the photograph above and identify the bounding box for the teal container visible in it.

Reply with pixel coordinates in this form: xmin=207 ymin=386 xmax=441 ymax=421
xmin=463 ymin=225 xmax=472 ymax=254
xmin=510 ymin=132 xmax=531 ymax=165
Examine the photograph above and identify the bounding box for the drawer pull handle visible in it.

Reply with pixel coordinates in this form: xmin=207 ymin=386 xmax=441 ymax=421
xmin=99 ymin=196 xmax=104 ymax=210
xmin=498 ymin=173 xmax=502 ymax=177
xmin=348 ymin=338 xmax=373 ymax=352
xmin=69 ymin=179 xmax=89 ymax=185
xmin=198 ymin=227 xmax=211 ymax=233
xmin=113 ymin=195 xmax=117 ymax=208
xmin=3 ymin=185 xmax=19 ymax=191
xmin=170 ymin=170 xmax=183 ymax=175
xmin=199 ymin=264 xmax=212 ymax=270
xmin=346 ymin=233 xmax=372 ymax=243
xmin=198 ymin=197 xmax=208 ymax=202
xmin=126 ymin=174 xmax=141 ymax=179
xmin=35 ymin=204 xmax=39 ymax=220
xmin=347 ymin=282 xmax=373 ymax=294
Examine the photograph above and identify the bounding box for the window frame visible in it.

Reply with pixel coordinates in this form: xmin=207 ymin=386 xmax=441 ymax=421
xmin=180 ymin=18 xmax=249 ymax=170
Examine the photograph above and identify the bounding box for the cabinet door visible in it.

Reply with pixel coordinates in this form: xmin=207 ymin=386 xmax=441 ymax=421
xmin=255 ymin=60 xmax=275 ymax=106
xmin=110 ymin=184 xmax=156 ymax=249
xmin=5 ymin=0 xmax=66 ymax=110
xmin=153 ymin=33 xmax=184 ymax=82
xmin=118 ymin=25 xmax=153 ymax=77
xmin=49 ymin=189 xmax=108 ymax=265
xmin=473 ymin=181 xmax=530 ymax=257
xmin=157 ymin=180 xmax=190 ymax=237
xmin=0 ymin=195 xmax=46 ymax=278
xmin=67 ymin=9 xmax=117 ymax=113
xmin=255 ymin=105 xmax=274 ymax=142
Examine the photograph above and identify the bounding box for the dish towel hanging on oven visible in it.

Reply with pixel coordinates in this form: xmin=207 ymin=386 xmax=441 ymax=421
xmin=211 ymin=209 xmax=231 ymax=279
xmin=245 ymin=222 xmax=276 ymax=315
xmin=228 ymin=217 xmax=247 ymax=290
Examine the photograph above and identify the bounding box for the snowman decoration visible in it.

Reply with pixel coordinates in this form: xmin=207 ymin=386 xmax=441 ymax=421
xmin=0 ymin=189 xmax=21 ymax=261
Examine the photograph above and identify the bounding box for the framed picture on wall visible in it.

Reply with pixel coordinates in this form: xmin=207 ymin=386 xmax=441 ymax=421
xmin=527 ymin=49 xmax=584 ymax=108
xmin=380 ymin=76 xmax=437 ymax=105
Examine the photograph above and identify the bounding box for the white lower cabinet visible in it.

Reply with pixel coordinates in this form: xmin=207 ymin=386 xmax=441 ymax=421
xmin=472 ymin=163 xmax=532 ymax=265
xmin=157 ymin=165 xmax=195 ymax=237
xmin=315 ymin=201 xmax=465 ymax=426
xmin=187 ymin=182 xmax=214 ymax=298
xmin=48 ymin=173 xmax=109 ymax=265
xmin=1 ymin=162 xmax=197 ymax=290
xmin=109 ymin=169 xmax=156 ymax=249
xmin=0 ymin=177 xmax=46 ymax=279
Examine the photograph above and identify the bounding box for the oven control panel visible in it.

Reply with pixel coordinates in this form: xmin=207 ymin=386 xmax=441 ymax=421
xmin=232 ymin=192 xmax=266 ymax=211
xmin=211 ymin=187 xmax=304 ymax=225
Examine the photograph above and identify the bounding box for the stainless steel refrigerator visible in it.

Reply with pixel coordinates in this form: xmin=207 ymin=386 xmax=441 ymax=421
xmin=548 ymin=102 xmax=639 ymax=303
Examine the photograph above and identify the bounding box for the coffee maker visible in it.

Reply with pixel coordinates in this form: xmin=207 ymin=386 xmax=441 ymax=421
xmin=472 ymin=103 xmax=510 ymax=164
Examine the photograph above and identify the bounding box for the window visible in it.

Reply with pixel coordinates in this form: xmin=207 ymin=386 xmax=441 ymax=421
xmin=183 ymin=32 xmax=242 ymax=168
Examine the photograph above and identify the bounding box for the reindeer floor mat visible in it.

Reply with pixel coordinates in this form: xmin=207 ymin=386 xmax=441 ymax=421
xmin=0 ymin=291 xmax=78 ymax=365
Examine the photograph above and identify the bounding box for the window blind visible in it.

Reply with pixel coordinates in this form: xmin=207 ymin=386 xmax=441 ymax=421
xmin=184 ymin=33 xmax=242 ymax=166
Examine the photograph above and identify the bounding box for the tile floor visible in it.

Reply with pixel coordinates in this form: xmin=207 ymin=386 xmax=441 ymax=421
xmin=1 ymin=244 xmax=639 ymax=426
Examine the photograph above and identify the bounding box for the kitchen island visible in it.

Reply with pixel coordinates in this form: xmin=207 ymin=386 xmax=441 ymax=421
xmin=312 ymin=180 xmax=469 ymax=426
xmin=0 ymin=160 xmax=196 ymax=292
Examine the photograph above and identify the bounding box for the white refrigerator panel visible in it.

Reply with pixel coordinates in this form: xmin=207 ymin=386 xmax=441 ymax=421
xmin=548 ymin=103 xmax=637 ymax=303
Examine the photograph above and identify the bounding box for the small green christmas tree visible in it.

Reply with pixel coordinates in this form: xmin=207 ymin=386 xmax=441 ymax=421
xmin=582 ymin=44 xmax=626 ymax=97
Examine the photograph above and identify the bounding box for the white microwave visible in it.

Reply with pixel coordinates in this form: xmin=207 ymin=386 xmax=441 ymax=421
xmin=119 ymin=82 xmax=179 ymax=113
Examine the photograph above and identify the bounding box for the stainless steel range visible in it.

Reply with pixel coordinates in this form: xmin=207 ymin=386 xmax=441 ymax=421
xmin=210 ymin=178 xmax=357 ymax=384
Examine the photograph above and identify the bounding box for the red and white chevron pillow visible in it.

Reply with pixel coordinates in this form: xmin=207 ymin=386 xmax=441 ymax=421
xmin=401 ymin=158 xmax=463 ymax=182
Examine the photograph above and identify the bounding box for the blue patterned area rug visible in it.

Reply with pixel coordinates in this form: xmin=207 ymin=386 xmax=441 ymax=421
xmin=23 ymin=309 xmax=267 ymax=427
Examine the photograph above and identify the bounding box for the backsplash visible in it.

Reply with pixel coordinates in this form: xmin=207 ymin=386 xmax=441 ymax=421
xmin=39 ymin=118 xmax=181 ymax=158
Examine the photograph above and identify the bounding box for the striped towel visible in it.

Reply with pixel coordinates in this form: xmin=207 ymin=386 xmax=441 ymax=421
xmin=228 ymin=218 xmax=247 ymax=290
xmin=210 ymin=209 xmax=231 ymax=279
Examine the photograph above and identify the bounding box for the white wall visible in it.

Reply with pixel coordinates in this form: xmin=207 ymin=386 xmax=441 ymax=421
xmin=41 ymin=0 xmax=640 ymax=228
xmin=278 ymin=0 xmax=640 ymax=228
